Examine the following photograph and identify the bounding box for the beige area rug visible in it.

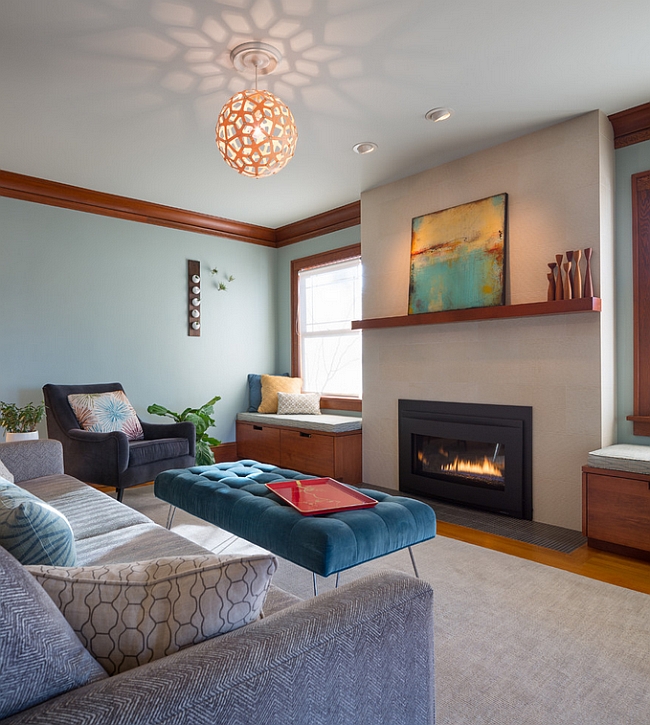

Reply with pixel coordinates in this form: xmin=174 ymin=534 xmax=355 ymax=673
xmin=126 ymin=485 xmax=650 ymax=725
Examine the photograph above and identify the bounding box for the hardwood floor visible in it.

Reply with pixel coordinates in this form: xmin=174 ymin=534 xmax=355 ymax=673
xmin=438 ymin=520 xmax=650 ymax=595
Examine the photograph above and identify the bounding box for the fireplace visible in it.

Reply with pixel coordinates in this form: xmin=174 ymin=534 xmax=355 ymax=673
xmin=399 ymin=400 xmax=532 ymax=519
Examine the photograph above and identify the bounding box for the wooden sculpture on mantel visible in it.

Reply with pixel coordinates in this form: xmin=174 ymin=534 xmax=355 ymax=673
xmin=572 ymin=249 xmax=583 ymax=298
xmin=547 ymin=262 xmax=557 ymax=301
xmin=583 ymin=247 xmax=594 ymax=297
xmin=563 ymin=251 xmax=573 ymax=300
xmin=546 ymin=248 xmax=594 ymax=301
xmin=555 ymin=254 xmax=564 ymax=300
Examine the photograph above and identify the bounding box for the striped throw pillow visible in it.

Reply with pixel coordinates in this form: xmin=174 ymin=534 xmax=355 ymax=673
xmin=0 ymin=480 xmax=76 ymax=566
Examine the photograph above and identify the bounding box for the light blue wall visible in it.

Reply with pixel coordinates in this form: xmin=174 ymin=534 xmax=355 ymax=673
xmin=0 ymin=197 xmax=277 ymax=442
xmin=615 ymin=139 xmax=650 ymax=443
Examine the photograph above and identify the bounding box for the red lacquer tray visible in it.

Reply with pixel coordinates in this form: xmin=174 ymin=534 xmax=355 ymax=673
xmin=265 ymin=478 xmax=378 ymax=516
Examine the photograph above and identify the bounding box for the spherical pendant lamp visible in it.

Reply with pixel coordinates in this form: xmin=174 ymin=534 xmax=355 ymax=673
xmin=216 ymin=43 xmax=297 ymax=178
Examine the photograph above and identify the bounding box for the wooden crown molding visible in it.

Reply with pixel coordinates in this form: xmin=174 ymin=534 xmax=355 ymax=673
xmin=608 ymin=102 xmax=650 ymax=149
xmin=0 ymin=170 xmax=276 ymax=245
xmin=275 ymin=202 xmax=361 ymax=246
xmin=0 ymin=169 xmax=360 ymax=247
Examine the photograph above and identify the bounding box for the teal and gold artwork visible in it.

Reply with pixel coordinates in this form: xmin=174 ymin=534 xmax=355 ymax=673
xmin=408 ymin=194 xmax=507 ymax=314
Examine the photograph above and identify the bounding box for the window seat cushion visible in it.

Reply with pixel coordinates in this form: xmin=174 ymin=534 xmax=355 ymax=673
xmin=237 ymin=412 xmax=361 ymax=434
xmin=587 ymin=444 xmax=650 ymax=474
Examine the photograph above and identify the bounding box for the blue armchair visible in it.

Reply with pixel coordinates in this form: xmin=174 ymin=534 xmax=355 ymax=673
xmin=42 ymin=383 xmax=195 ymax=502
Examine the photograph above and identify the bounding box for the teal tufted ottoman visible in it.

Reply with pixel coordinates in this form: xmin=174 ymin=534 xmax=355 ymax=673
xmin=155 ymin=460 xmax=436 ymax=590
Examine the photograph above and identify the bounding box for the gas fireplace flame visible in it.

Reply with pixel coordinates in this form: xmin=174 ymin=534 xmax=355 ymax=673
xmin=440 ymin=456 xmax=504 ymax=478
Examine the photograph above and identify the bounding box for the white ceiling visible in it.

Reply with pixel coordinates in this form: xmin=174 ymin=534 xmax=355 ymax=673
xmin=0 ymin=0 xmax=648 ymax=228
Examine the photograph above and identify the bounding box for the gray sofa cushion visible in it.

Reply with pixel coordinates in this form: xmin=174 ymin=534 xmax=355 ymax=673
xmin=21 ymin=474 xmax=150 ymax=541
xmin=74 ymin=522 xmax=215 ymax=566
xmin=0 ymin=545 xmax=107 ymax=719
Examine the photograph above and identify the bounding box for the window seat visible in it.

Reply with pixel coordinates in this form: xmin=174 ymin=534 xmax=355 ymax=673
xmin=236 ymin=412 xmax=362 ymax=434
xmin=236 ymin=413 xmax=362 ymax=484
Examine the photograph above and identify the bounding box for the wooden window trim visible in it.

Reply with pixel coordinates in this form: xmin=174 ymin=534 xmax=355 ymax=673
xmin=627 ymin=170 xmax=650 ymax=435
xmin=291 ymin=244 xmax=362 ymax=412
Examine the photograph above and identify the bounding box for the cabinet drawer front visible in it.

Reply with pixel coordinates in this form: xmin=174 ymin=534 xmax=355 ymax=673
xmin=586 ymin=474 xmax=650 ymax=550
xmin=280 ymin=429 xmax=334 ymax=477
xmin=236 ymin=422 xmax=281 ymax=465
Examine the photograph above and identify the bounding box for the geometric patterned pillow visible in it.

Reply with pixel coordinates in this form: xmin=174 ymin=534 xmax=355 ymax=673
xmin=27 ymin=553 xmax=278 ymax=675
xmin=258 ymin=375 xmax=302 ymax=414
xmin=67 ymin=390 xmax=144 ymax=441
xmin=276 ymin=392 xmax=321 ymax=415
xmin=0 ymin=480 xmax=76 ymax=566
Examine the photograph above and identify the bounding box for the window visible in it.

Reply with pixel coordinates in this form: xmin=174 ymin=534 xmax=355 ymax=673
xmin=628 ymin=169 xmax=650 ymax=435
xmin=291 ymin=245 xmax=362 ymax=410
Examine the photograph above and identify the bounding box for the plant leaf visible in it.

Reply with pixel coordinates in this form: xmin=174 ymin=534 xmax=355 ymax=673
xmin=196 ymin=440 xmax=216 ymax=466
xmin=147 ymin=404 xmax=176 ymax=419
xmin=146 ymin=396 xmax=221 ymax=459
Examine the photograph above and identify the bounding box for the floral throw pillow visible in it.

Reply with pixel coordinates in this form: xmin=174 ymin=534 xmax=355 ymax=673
xmin=68 ymin=391 xmax=144 ymax=441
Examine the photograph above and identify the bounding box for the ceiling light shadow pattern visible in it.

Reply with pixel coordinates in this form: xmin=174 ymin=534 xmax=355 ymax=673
xmin=71 ymin=0 xmax=425 ymax=129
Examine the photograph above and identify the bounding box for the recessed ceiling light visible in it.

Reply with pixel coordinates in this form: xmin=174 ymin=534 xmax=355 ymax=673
xmin=425 ymin=107 xmax=453 ymax=123
xmin=352 ymin=142 xmax=378 ymax=155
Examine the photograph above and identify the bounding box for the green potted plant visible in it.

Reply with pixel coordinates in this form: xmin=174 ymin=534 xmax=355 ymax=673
xmin=0 ymin=400 xmax=46 ymax=442
xmin=147 ymin=395 xmax=221 ymax=466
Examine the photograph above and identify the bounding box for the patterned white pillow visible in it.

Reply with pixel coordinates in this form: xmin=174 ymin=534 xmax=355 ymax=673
xmin=67 ymin=391 xmax=144 ymax=441
xmin=276 ymin=392 xmax=321 ymax=415
xmin=27 ymin=553 xmax=277 ymax=675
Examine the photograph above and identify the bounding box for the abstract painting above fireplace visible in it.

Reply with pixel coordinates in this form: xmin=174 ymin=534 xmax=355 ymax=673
xmin=399 ymin=399 xmax=532 ymax=519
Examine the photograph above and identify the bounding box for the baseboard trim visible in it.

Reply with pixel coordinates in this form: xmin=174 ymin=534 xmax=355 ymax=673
xmin=211 ymin=441 xmax=238 ymax=462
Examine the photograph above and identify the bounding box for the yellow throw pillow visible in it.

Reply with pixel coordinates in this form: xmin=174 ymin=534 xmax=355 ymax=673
xmin=258 ymin=375 xmax=302 ymax=413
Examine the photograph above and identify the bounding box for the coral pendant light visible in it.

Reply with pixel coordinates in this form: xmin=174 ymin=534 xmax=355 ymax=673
xmin=216 ymin=42 xmax=297 ymax=178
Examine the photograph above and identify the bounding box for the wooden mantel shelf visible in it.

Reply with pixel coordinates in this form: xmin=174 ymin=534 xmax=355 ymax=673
xmin=351 ymin=297 xmax=601 ymax=330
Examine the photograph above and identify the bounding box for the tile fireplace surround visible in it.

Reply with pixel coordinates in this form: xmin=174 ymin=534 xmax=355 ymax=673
xmin=360 ymin=111 xmax=615 ymax=531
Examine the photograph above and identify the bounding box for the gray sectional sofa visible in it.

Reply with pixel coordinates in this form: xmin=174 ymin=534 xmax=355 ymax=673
xmin=0 ymin=440 xmax=435 ymax=724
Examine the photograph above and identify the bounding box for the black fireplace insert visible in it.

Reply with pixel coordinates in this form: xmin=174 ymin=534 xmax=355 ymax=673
xmin=399 ymin=399 xmax=532 ymax=519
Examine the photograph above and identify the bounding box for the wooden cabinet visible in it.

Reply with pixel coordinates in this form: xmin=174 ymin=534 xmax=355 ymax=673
xmin=236 ymin=422 xmax=280 ymax=464
xmin=582 ymin=465 xmax=650 ymax=561
xmin=237 ymin=421 xmax=362 ymax=485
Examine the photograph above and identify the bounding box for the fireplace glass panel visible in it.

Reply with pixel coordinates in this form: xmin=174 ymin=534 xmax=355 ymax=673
xmin=414 ymin=434 xmax=506 ymax=491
